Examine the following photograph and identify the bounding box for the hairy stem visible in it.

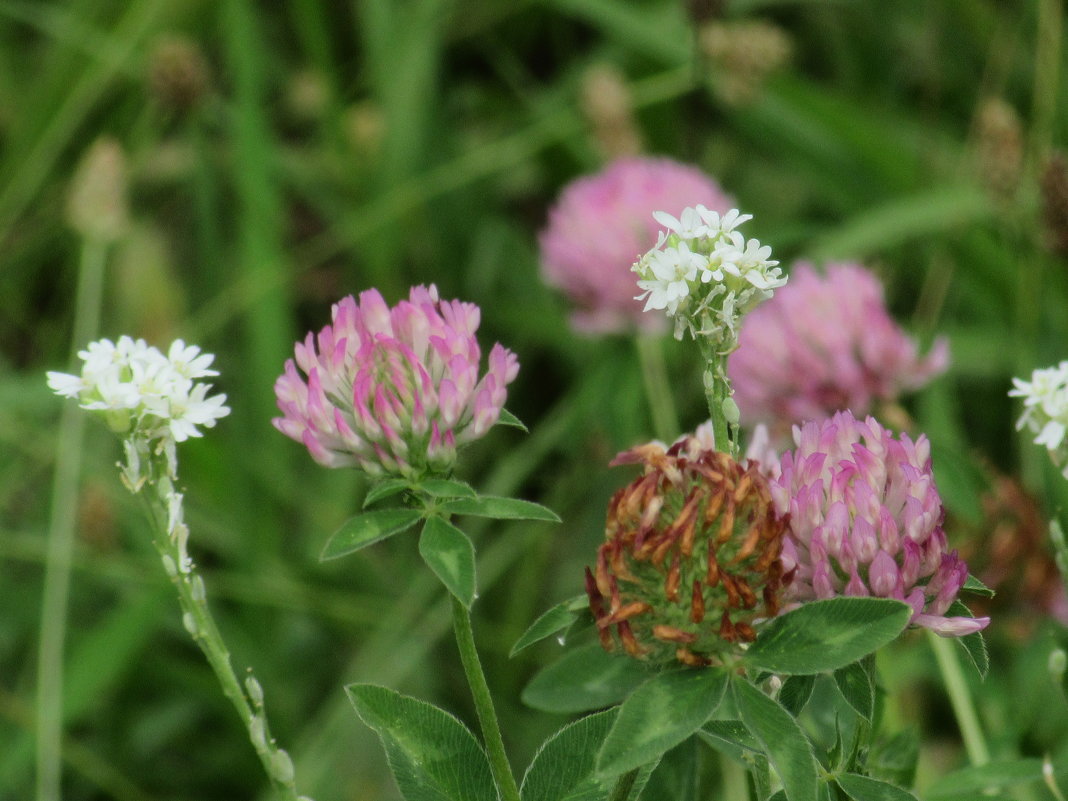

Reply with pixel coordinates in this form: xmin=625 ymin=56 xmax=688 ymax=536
xmin=450 ymin=595 xmax=521 ymax=801
xmin=142 ymin=491 xmax=303 ymax=801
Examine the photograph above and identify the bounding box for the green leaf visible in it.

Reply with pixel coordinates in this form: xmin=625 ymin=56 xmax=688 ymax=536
xmin=867 ymin=730 xmax=919 ymax=789
xmin=779 ymin=674 xmax=816 ymax=717
xmin=641 ymin=741 xmax=700 ymax=801
xmin=419 ymin=478 xmax=477 ymax=499
xmin=497 ymin=408 xmax=528 ymax=432
xmin=419 ymin=516 xmax=476 ymax=608
xmin=520 ymin=708 xmax=655 ymax=801
xmin=521 ymin=644 xmax=652 ymax=714
xmin=511 ymin=595 xmax=587 ymax=657
xmin=321 ymin=508 xmax=423 ymax=560
xmin=734 ymin=678 xmax=820 ymax=801
xmin=744 ymin=598 xmax=912 ymax=675
xmin=961 ymin=574 xmax=995 ymax=598
xmin=346 ymin=683 xmax=496 ymax=801
xmin=699 ymin=720 xmax=763 ymax=759
xmin=363 ymin=478 xmax=411 ymax=508
xmin=596 ymin=667 xmax=729 ymax=779
xmin=836 ymin=773 xmax=918 ymax=801
xmin=834 ymin=661 xmax=875 ymax=721
xmin=925 ymin=759 xmax=1046 ymax=799
xmin=945 ymin=600 xmax=989 ymax=679
xmin=440 ymin=495 xmax=561 ymax=522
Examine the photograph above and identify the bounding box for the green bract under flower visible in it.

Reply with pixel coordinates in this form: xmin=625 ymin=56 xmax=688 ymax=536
xmin=586 ymin=432 xmax=787 ymax=666
xmin=632 ymin=206 xmax=786 ymax=345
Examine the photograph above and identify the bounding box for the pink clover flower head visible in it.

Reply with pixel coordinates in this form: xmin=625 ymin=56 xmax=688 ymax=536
xmin=539 ymin=157 xmax=732 ymax=335
xmin=273 ymin=285 xmax=519 ymax=480
xmin=770 ymin=410 xmax=989 ymax=637
xmin=728 ymin=262 xmax=949 ymax=434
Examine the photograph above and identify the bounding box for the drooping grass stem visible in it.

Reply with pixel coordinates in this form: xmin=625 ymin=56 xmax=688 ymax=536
xmin=635 ymin=334 xmax=680 ymax=442
xmin=927 ymin=631 xmax=990 ymax=767
xmin=36 ymin=238 xmax=107 ymax=801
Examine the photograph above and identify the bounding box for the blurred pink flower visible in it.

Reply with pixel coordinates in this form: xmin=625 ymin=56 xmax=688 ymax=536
xmin=539 ymin=157 xmax=732 ymax=334
xmin=770 ymin=411 xmax=988 ymax=637
xmin=728 ymin=262 xmax=948 ymax=433
xmin=273 ymin=285 xmax=519 ymax=479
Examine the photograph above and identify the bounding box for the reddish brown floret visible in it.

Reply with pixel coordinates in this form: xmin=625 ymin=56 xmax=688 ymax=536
xmin=585 ymin=435 xmax=787 ymax=665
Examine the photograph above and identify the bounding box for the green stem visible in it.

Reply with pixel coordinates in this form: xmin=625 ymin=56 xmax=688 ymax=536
xmin=607 ymin=767 xmax=639 ymax=801
xmin=142 ymin=492 xmax=302 ymax=801
xmin=721 ymin=754 xmax=751 ymax=800
xmin=1032 ymin=0 xmax=1062 ymax=166
xmin=449 ymin=595 xmax=521 ymax=801
xmin=635 ymin=334 xmax=680 ymax=441
xmin=927 ymin=631 xmax=990 ymax=766
xmin=698 ymin=343 xmax=736 ymax=457
xmin=36 ymin=238 xmax=107 ymax=801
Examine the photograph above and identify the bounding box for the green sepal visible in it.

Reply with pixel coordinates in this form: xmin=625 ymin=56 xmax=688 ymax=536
xmin=595 ymin=667 xmax=729 ymax=779
xmin=733 ymin=677 xmax=820 ymax=801
xmin=744 ymin=598 xmax=911 ymax=675
xmin=419 ymin=516 xmax=477 ymax=608
xmin=346 ymin=683 xmax=497 ymax=801
xmin=834 ymin=659 xmax=876 ymax=722
xmin=419 ymin=478 xmax=477 ymax=499
xmin=836 ymin=772 xmax=919 ymax=801
xmin=363 ymin=478 xmax=411 ymax=508
xmin=520 ymin=708 xmax=655 ymax=801
xmin=961 ymin=574 xmax=995 ymax=598
xmin=779 ymin=674 xmax=816 ymax=717
xmin=440 ymin=495 xmax=561 ymax=522
xmin=511 ymin=595 xmax=588 ymax=657
xmin=521 ymin=643 xmax=652 ymax=714
xmin=947 ymin=599 xmax=989 ymax=679
xmin=867 ymin=729 xmax=919 ymax=789
xmin=320 ymin=508 xmax=423 ymax=560
xmin=496 ymin=408 xmax=528 ymax=432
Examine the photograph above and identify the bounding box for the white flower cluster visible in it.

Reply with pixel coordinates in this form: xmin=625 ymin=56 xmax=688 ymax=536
xmin=47 ymin=335 xmax=230 ymax=453
xmin=632 ymin=206 xmax=786 ymax=344
xmin=1010 ymin=361 xmax=1068 ymax=477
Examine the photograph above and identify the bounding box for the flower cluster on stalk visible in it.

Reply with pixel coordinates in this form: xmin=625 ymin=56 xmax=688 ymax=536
xmin=47 ymin=336 xmax=230 ymax=573
xmin=586 ymin=430 xmax=787 ymax=666
xmin=1010 ymin=361 xmax=1068 ymax=478
xmin=47 ymin=336 xmax=230 ymax=483
xmin=539 ymin=157 xmax=733 ymax=335
xmin=631 ymin=205 xmax=785 ymax=344
xmin=273 ymin=285 xmax=518 ymax=480
xmin=769 ymin=411 xmax=988 ymax=637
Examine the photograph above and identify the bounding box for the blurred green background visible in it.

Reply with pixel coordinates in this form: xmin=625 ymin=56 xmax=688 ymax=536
xmin=4 ymin=0 xmax=1068 ymax=799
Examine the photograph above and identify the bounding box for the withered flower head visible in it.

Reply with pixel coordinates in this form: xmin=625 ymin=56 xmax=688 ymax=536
xmin=586 ymin=433 xmax=787 ymax=666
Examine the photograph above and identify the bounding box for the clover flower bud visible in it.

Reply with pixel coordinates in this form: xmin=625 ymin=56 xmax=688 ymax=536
xmin=729 ymin=262 xmax=948 ymax=439
xmin=586 ymin=431 xmax=787 ymax=666
xmin=632 ymin=206 xmax=785 ymax=345
xmin=770 ymin=411 xmax=988 ymax=637
xmin=539 ymin=157 xmax=732 ymax=335
xmin=274 ymin=285 xmax=518 ymax=481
